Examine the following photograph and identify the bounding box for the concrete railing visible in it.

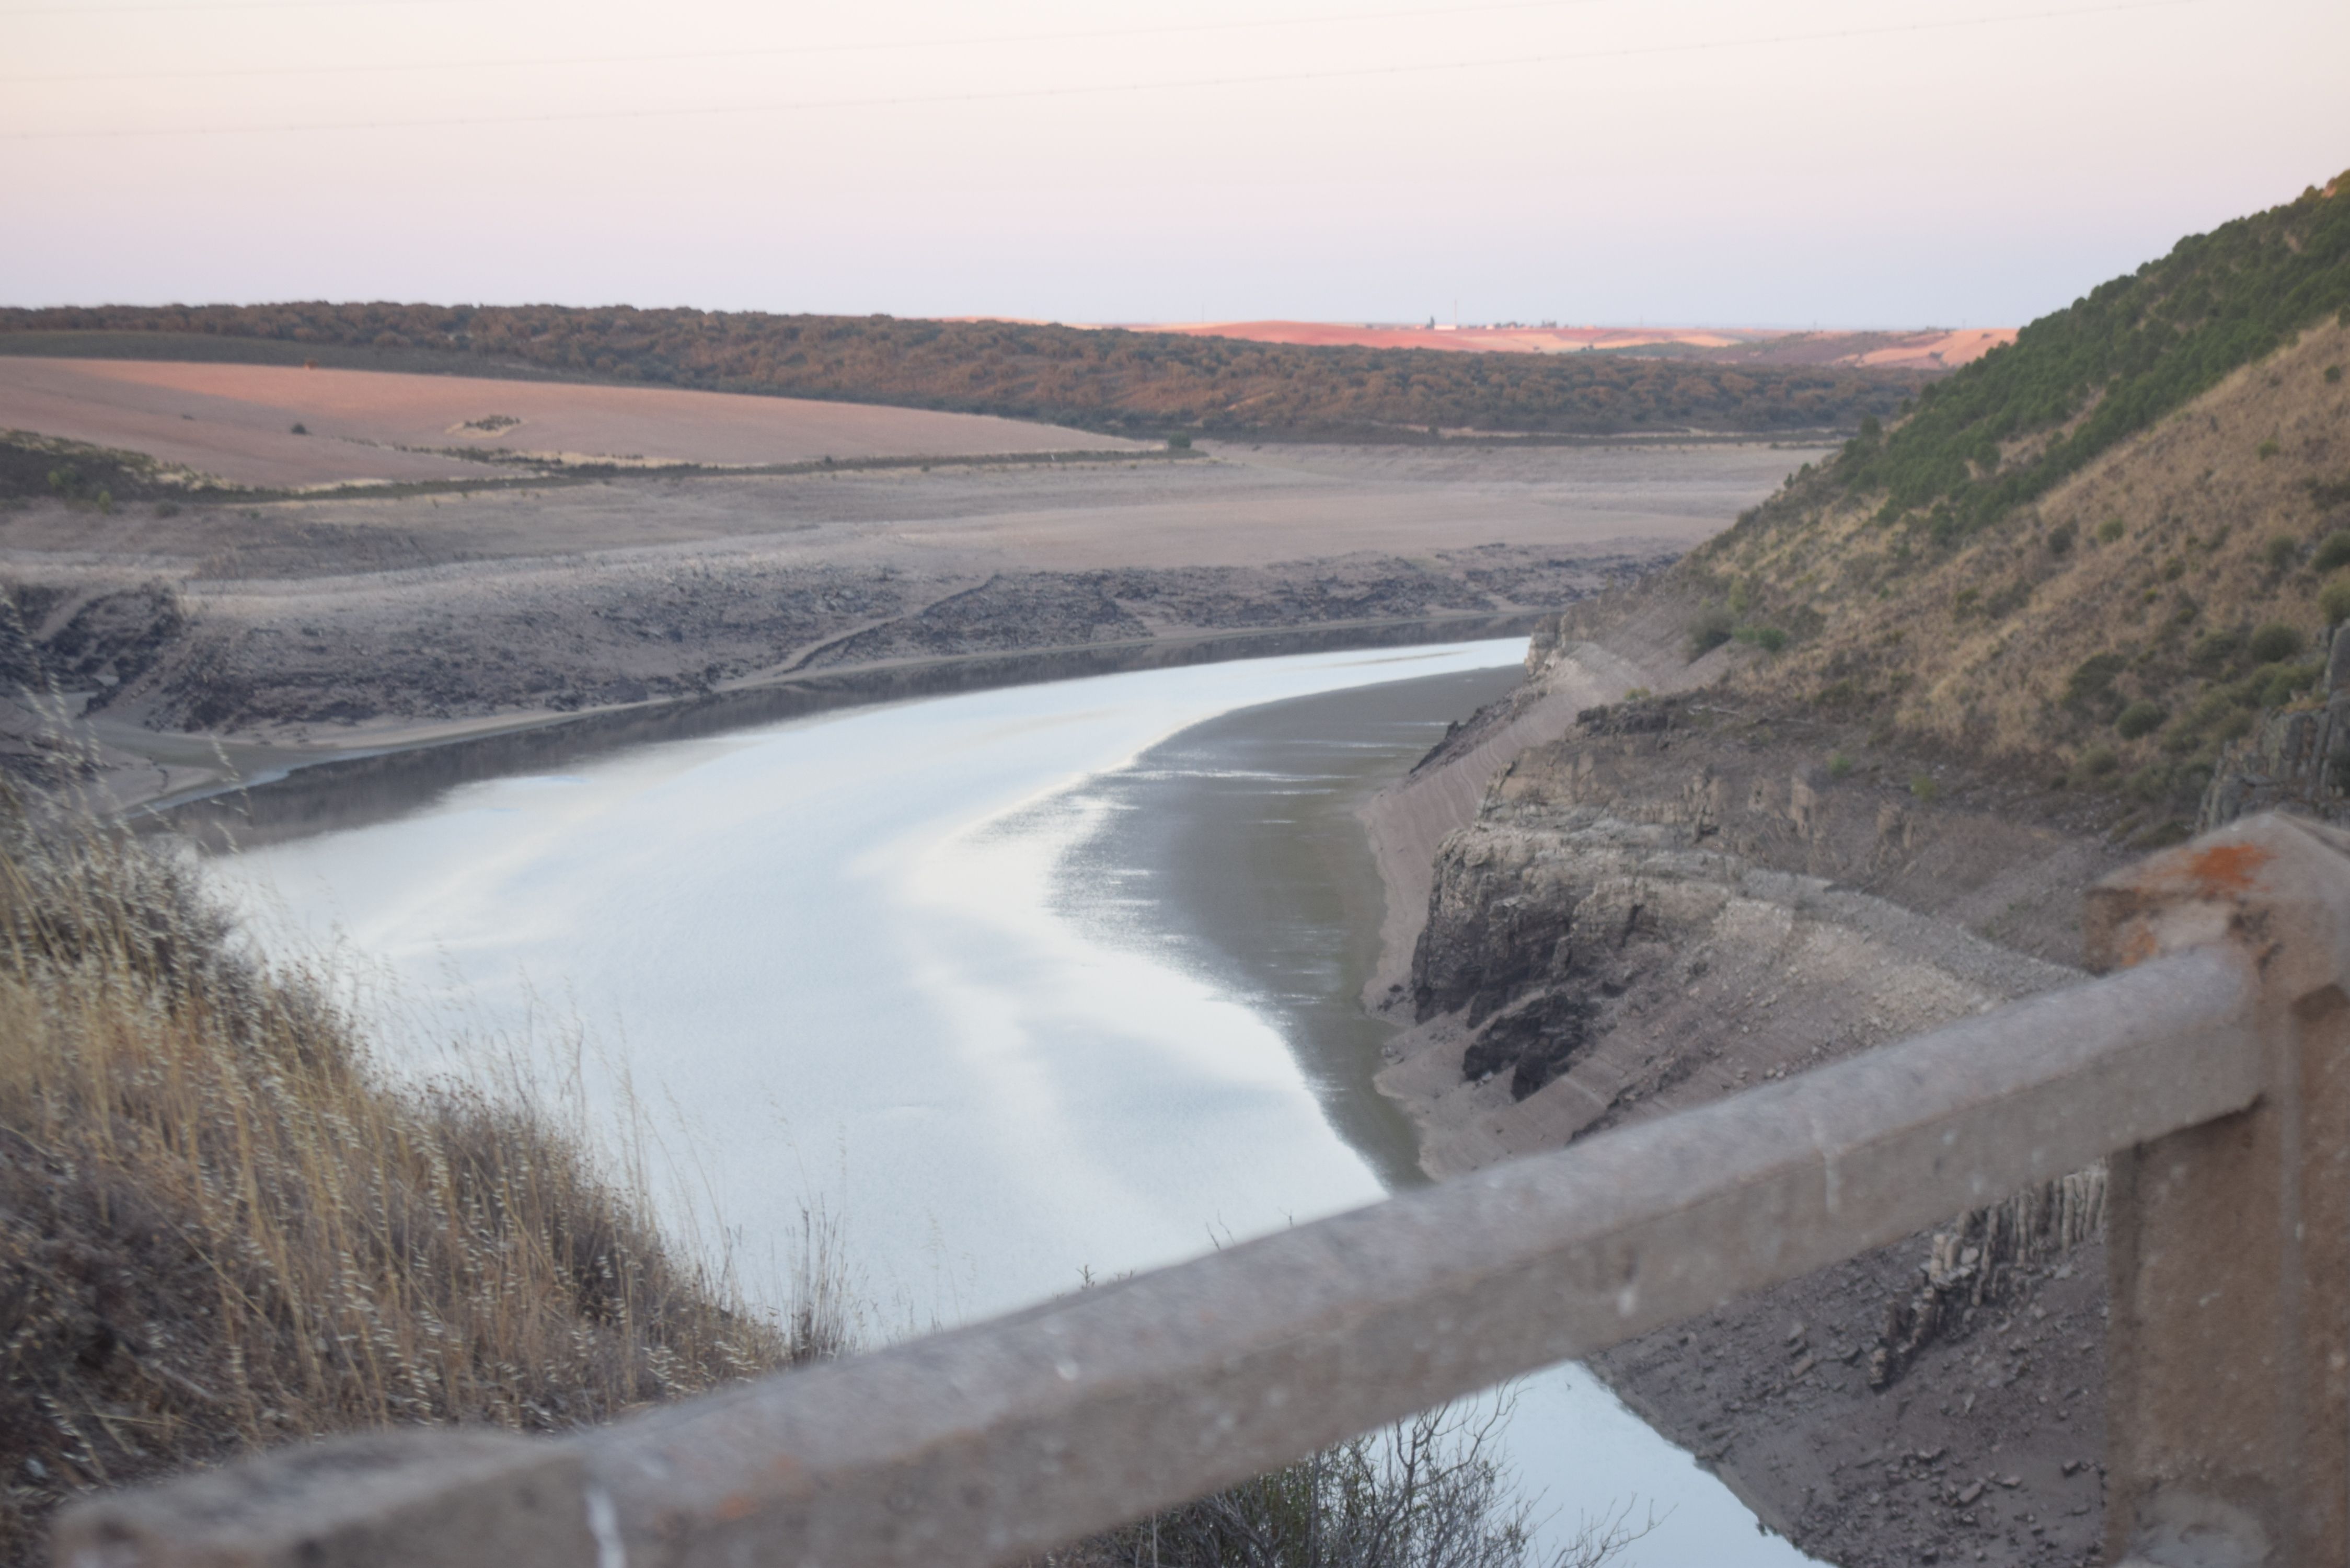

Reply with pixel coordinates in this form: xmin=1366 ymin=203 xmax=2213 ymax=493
xmin=54 ymin=813 xmax=2350 ymax=1568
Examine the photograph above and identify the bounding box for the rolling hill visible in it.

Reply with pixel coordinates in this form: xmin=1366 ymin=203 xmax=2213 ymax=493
xmin=1665 ymin=170 xmax=2350 ymax=813
xmin=0 ymin=304 xmax=1919 ymax=444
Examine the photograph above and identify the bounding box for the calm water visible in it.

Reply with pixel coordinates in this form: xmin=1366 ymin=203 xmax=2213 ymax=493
xmin=209 ymin=642 xmax=1814 ymax=1568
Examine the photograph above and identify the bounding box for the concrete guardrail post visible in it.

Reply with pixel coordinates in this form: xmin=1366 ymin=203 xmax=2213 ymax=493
xmin=2086 ymin=812 xmax=2350 ymax=1567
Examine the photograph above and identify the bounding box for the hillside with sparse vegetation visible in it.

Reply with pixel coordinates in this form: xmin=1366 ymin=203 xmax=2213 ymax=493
xmin=0 ymin=305 xmax=1919 ymax=442
xmin=1660 ymin=171 xmax=2350 ymax=818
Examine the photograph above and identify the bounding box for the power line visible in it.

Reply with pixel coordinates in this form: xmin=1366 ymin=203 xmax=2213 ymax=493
xmin=0 ymin=0 xmax=2214 ymax=142
xmin=9 ymin=0 xmax=1610 ymax=80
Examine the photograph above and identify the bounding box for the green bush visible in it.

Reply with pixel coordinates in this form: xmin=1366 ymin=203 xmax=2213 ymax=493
xmin=2328 ymin=365 xmax=2344 ymax=384
xmin=2267 ymin=534 xmax=2301 ymax=571
xmin=1827 ymin=751 xmax=1854 ymax=779
xmin=289 ymin=421 xmax=308 ymax=436
xmin=2046 ymin=520 xmax=2078 ymax=557
xmin=2065 ymin=652 xmax=2128 ymax=712
xmin=2313 ymin=531 xmax=2350 ymax=572
xmin=2097 ymin=517 xmax=2126 ymax=543
xmin=1909 ymin=773 xmax=1940 ymax=801
xmin=1734 ymin=626 xmax=1788 ymax=653
xmin=2259 ymin=440 xmax=2282 ymax=460
xmin=2257 ymin=661 xmax=2323 ymax=706
xmin=2323 ymin=578 xmax=2350 ymax=625
xmin=1686 ymin=607 xmax=1735 ymax=659
xmin=2116 ymin=700 xmax=2168 ymax=739
xmin=2080 ymin=745 xmax=2120 ymax=777
xmin=2189 ymin=629 xmax=2241 ymax=672
xmin=1166 ymin=433 xmax=1192 ymax=449
xmin=2249 ymin=621 xmax=2306 ymax=663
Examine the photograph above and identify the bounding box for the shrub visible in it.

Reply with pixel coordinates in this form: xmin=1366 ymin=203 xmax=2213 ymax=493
xmin=289 ymin=421 xmax=308 ymax=435
xmin=2267 ymin=534 xmax=2300 ymax=571
xmin=154 ymin=500 xmax=180 ymax=518
xmin=1909 ymin=773 xmax=1939 ymax=801
xmin=2259 ymin=440 xmax=2282 ymax=460
xmin=1086 ymin=1401 xmax=1655 ymax=1568
xmin=1727 ymin=578 xmax=1753 ymax=614
xmin=2116 ymin=699 xmax=2168 ymax=739
xmin=1686 ymin=607 xmax=1734 ymax=659
xmin=2313 ymin=531 xmax=2350 ymax=572
xmin=2046 ymin=520 xmax=2077 ymax=557
xmin=2249 ymin=621 xmax=2306 ymax=663
xmin=1734 ymin=625 xmax=1788 ymax=653
xmin=2323 ymin=578 xmax=2350 ymax=625
xmin=1952 ymin=587 xmax=1980 ymax=614
xmin=2255 ymin=661 xmax=2323 ymax=707
xmin=2328 ymin=365 xmax=2344 ymax=384
xmin=2097 ymin=517 xmax=2126 ymax=544
xmin=2065 ymin=652 xmax=2128 ymax=712
xmin=1827 ymin=751 xmax=1855 ymax=779
xmin=1167 ymin=433 xmax=1192 ymax=449
xmin=2189 ymin=629 xmax=2241 ymax=672
xmin=2081 ymin=746 xmax=2120 ymax=777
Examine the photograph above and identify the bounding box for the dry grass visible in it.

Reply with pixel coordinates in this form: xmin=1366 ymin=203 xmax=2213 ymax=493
xmin=1691 ymin=317 xmax=2350 ymax=794
xmin=0 ymin=786 xmax=823 ymax=1561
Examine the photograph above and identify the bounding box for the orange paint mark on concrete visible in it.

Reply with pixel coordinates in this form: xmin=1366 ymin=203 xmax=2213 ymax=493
xmin=2182 ymin=843 xmax=2274 ymax=896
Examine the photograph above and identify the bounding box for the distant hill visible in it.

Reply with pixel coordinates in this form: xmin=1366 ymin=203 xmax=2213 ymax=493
xmin=1137 ymin=319 xmax=2014 ymax=371
xmin=1667 ymin=170 xmax=2350 ymax=813
xmin=0 ymin=305 xmax=1920 ymax=443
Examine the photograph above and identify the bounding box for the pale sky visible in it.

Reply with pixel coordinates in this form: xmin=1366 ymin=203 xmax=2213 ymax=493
xmin=4 ymin=0 xmax=2344 ymax=328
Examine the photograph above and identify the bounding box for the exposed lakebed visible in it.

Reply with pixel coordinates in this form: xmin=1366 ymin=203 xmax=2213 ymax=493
xmin=206 ymin=642 xmax=1813 ymax=1567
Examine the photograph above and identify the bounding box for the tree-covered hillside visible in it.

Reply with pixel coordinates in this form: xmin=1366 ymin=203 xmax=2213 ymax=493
xmin=0 ymin=305 xmax=1915 ymax=442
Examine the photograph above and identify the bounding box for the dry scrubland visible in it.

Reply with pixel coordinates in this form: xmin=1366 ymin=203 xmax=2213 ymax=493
xmin=1143 ymin=320 xmax=2015 ymax=372
xmin=0 ymin=306 xmax=1919 ymax=442
xmin=1694 ymin=317 xmax=2350 ymax=801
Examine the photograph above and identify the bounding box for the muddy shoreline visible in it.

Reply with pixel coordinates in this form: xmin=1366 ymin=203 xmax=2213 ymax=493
xmin=151 ymin=609 xmax=1551 ymax=846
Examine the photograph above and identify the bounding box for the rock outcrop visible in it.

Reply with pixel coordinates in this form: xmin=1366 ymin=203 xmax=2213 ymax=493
xmin=1375 ymin=671 xmax=2134 ymax=1567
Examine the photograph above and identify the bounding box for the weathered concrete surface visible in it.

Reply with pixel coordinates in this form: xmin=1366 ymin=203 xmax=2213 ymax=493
xmin=2087 ymin=815 xmax=2350 ymax=1568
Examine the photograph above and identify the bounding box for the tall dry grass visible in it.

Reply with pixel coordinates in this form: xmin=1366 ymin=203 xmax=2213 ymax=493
xmin=0 ymin=786 xmax=823 ymax=1560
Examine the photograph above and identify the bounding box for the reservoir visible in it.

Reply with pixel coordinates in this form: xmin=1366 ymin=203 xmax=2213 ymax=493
xmin=208 ymin=641 xmax=1814 ymax=1567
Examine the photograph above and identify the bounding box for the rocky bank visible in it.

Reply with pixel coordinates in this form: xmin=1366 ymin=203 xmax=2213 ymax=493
xmin=1368 ymin=626 xmax=2158 ymax=1566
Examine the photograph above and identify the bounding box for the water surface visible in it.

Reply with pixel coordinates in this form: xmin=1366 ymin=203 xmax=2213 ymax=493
xmin=211 ymin=642 xmax=1812 ymax=1567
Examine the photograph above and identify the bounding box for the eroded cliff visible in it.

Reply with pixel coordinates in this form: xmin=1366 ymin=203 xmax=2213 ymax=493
xmin=1377 ymin=681 xmax=2136 ymax=1567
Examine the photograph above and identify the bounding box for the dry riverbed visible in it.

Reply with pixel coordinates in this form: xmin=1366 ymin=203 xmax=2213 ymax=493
xmin=1 ymin=437 xmax=1819 ymax=808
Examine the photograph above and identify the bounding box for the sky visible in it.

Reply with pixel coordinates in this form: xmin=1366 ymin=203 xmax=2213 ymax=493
xmin=4 ymin=0 xmax=2345 ymax=329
